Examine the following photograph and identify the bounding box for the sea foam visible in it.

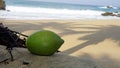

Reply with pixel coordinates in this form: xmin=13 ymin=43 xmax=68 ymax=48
xmin=0 ymin=5 xmax=119 ymax=20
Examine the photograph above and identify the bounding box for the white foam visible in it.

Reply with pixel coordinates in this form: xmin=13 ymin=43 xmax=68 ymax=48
xmin=99 ymin=5 xmax=119 ymax=9
xmin=0 ymin=5 xmax=119 ymax=20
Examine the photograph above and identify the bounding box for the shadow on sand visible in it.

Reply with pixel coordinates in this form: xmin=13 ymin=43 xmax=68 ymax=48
xmin=63 ymin=25 xmax=120 ymax=54
xmin=3 ymin=21 xmax=120 ymax=54
xmin=1 ymin=21 xmax=120 ymax=68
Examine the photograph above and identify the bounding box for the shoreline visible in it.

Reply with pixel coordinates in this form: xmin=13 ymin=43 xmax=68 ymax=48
xmin=1 ymin=5 xmax=120 ymax=20
xmin=0 ymin=17 xmax=120 ymax=21
xmin=0 ymin=16 xmax=120 ymax=20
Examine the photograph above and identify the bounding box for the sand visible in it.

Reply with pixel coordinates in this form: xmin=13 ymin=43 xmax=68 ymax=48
xmin=0 ymin=19 xmax=120 ymax=68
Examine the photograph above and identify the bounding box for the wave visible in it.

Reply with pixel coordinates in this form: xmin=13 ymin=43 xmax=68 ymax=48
xmin=0 ymin=5 xmax=119 ymax=19
xmin=6 ymin=6 xmax=102 ymax=14
xmin=99 ymin=5 xmax=119 ymax=10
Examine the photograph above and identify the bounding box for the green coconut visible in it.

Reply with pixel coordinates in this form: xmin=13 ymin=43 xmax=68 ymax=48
xmin=26 ymin=30 xmax=64 ymax=56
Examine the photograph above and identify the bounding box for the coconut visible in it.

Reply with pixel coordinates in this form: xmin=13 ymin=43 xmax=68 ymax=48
xmin=26 ymin=30 xmax=64 ymax=56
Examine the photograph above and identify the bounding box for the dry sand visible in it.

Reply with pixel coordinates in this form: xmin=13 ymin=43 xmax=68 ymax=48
xmin=0 ymin=19 xmax=120 ymax=68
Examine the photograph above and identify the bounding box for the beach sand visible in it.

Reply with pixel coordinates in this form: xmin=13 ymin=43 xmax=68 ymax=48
xmin=0 ymin=19 xmax=120 ymax=68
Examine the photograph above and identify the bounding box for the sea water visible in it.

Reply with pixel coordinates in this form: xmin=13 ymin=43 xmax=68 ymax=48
xmin=0 ymin=0 xmax=120 ymax=20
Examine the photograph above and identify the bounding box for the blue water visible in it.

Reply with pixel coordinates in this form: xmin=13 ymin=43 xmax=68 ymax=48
xmin=0 ymin=0 xmax=120 ymax=19
xmin=5 ymin=0 xmax=120 ymax=12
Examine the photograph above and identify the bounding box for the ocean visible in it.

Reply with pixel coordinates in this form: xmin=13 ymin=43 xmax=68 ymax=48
xmin=0 ymin=0 xmax=120 ymax=20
